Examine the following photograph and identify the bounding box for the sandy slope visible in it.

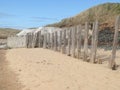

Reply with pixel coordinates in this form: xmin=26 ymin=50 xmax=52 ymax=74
xmin=6 ymin=48 xmax=120 ymax=90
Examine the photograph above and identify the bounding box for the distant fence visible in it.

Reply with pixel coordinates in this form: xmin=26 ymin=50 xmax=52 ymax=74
xmin=7 ymin=16 xmax=120 ymax=70
xmin=7 ymin=36 xmax=27 ymax=48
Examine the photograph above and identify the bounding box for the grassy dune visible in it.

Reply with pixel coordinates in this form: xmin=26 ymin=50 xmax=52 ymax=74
xmin=0 ymin=28 xmax=20 ymax=39
xmin=47 ymin=3 xmax=120 ymax=28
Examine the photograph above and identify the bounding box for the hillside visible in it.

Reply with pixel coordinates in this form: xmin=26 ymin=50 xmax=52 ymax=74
xmin=47 ymin=3 xmax=120 ymax=29
xmin=0 ymin=28 xmax=20 ymax=39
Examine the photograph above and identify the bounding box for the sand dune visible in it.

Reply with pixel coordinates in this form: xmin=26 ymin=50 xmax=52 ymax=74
xmin=4 ymin=48 xmax=120 ymax=90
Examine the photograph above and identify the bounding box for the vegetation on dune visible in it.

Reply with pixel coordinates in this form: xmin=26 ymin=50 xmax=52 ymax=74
xmin=47 ymin=3 xmax=120 ymax=28
xmin=0 ymin=28 xmax=20 ymax=39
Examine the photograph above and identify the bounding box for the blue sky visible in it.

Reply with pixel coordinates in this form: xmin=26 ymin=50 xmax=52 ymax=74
xmin=0 ymin=0 xmax=120 ymax=29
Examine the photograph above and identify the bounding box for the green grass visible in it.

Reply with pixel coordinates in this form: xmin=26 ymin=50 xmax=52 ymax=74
xmin=47 ymin=3 xmax=120 ymax=28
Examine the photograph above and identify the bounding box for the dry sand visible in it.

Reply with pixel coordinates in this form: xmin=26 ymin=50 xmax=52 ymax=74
xmin=2 ymin=48 xmax=120 ymax=90
xmin=0 ymin=50 xmax=23 ymax=90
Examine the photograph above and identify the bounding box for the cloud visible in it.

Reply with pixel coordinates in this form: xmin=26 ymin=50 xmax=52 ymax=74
xmin=0 ymin=24 xmax=26 ymax=29
xmin=30 ymin=16 xmax=59 ymax=22
xmin=0 ymin=12 xmax=15 ymax=18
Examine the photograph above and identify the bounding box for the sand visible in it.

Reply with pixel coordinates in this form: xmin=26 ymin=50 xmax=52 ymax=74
xmin=2 ymin=48 xmax=120 ymax=90
xmin=0 ymin=50 xmax=23 ymax=90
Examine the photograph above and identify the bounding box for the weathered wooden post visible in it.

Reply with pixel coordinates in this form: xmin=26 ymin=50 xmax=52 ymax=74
xmin=90 ymin=22 xmax=95 ymax=62
xmin=28 ymin=33 xmax=31 ymax=48
xmin=26 ymin=33 xmax=29 ymax=48
xmin=58 ymin=30 xmax=62 ymax=52
xmin=67 ymin=28 xmax=72 ymax=56
xmin=51 ymin=33 xmax=54 ymax=50
xmin=29 ymin=33 xmax=33 ymax=48
xmin=83 ymin=22 xmax=89 ymax=61
xmin=71 ymin=27 xmax=77 ymax=58
xmin=90 ymin=21 xmax=99 ymax=63
xmin=36 ymin=32 xmax=39 ymax=47
xmin=41 ymin=35 xmax=44 ymax=48
xmin=33 ymin=33 xmax=38 ymax=48
xmin=43 ymin=33 xmax=47 ymax=49
xmin=76 ymin=25 xmax=82 ymax=59
xmin=54 ymin=31 xmax=58 ymax=51
xmin=38 ymin=31 xmax=42 ymax=48
xmin=31 ymin=32 xmax=35 ymax=48
xmin=109 ymin=16 xmax=120 ymax=70
xmin=62 ymin=29 xmax=66 ymax=54
xmin=47 ymin=33 xmax=50 ymax=49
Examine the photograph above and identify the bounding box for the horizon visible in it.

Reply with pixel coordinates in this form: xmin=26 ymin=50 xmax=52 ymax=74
xmin=0 ymin=0 xmax=120 ymax=29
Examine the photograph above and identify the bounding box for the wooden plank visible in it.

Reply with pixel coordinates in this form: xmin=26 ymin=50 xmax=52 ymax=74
xmin=62 ymin=29 xmax=66 ymax=54
xmin=76 ymin=25 xmax=82 ymax=59
xmin=71 ymin=27 xmax=76 ymax=58
xmin=90 ymin=21 xmax=99 ymax=63
xmin=83 ymin=22 xmax=89 ymax=61
xmin=109 ymin=16 xmax=120 ymax=70
xmin=67 ymin=28 xmax=72 ymax=56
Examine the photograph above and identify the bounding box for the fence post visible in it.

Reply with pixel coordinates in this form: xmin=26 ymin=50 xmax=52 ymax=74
xmin=26 ymin=33 xmax=29 ymax=48
xmin=33 ymin=33 xmax=38 ymax=48
xmin=31 ymin=33 xmax=35 ymax=48
xmin=43 ymin=33 xmax=47 ymax=49
xmin=109 ymin=16 xmax=120 ymax=70
xmin=29 ymin=33 xmax=33 ymax=48
xmin=54 ymin=31 xmax=58 ymax=51
xmin=71 ymin=27 xmax=77 ymax=58
xmin=83 ymin=22 xmax=89 ymax=61
xmin=58 ymin=30 xmax=62 ymax=52
xmin=36 ymin=32 xmax=39 ymax=47
xmin=76 ymin=25 xmax=82 ymax=59
xmin=67 ymin=28 xmax=72 ymax=56
xmin=38 ymin=31 xmax=42 ymax=48
xmin=62 ymin=29 xmax=66 ymax=54
xmin=90 ymin=21 xmax=99 ymax=63
xmin=28 ymin=33 xmax=31 ymax=48
xmin=47 ymin=33 xmax=50 ymax=49
xmin=51 ymin=33 xmax=54 ymax=50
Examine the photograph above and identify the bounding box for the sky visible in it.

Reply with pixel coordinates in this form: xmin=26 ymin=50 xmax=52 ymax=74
xmin=0 ymin=0 xmax=120 ymax=29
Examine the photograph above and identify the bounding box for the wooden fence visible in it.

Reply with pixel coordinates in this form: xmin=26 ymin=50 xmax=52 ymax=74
xmin=7 ymin=36 xmax=27 ymax=48
xmin=26 ymin=16 xmax=120 ymax=70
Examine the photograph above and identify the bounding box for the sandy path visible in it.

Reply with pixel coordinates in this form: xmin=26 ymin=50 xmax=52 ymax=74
xmin=0 ymin=50 xmax=23 ymax=90
xmin=6 ymin=48 xmax=120 ymax=90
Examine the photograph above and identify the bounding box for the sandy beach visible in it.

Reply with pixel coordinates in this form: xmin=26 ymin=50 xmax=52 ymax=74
xmin=0 ymin=50 xmax=23 ymax=90
xmin=0 ymin=48 xmax=119 ymax=90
